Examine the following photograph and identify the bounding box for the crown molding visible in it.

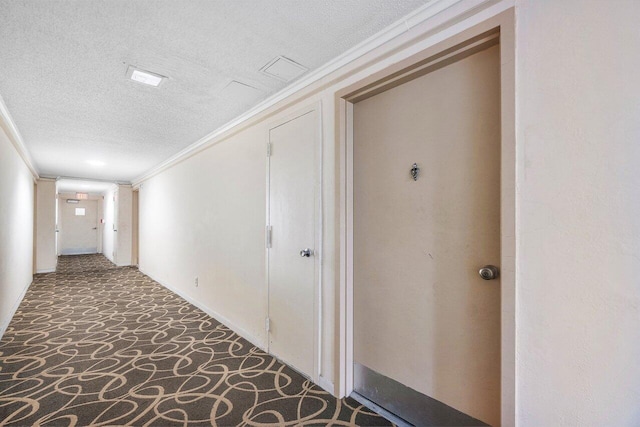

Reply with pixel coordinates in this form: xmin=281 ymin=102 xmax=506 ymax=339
xmin=40 ymin=174 xmax=129 ymax=186
xmin=132 ymin=0 xmax=470 ymax=185
xmin=0 ymin=95 xmax=39 ymax=179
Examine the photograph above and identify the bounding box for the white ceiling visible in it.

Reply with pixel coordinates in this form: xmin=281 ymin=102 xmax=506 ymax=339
xmin=0 ymin=0 xmax=431 ymax=182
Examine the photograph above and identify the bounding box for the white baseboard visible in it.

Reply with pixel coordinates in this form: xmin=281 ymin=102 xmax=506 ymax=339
xmin=317 ymin=375 xmax=335 ymax=395
xmin=0 ymin=278 xmax=33 ymax=339
xmin=60 ymin=250 xmax=98 ymax=256
xmin=138 ymin=268 xmax=266 ymax=352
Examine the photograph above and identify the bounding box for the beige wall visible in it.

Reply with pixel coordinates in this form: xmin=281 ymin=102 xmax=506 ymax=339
xmin=135 ymin=0 xmax=640 ymax=424
xmin=103 ymin=187 xmax=116 ymax=262
xmin=115 ymin=185 xmax=133 ymax=266
xmin=138 ymin=123 xmax=269 ymax=347
xmin=515 ymin=0 xmax=640 ymax=425
xmin=137 ymin=97 xmax=338 ymax=389
xmin=0 ymin=121 xmax=34 ymax=337
xmin=36 ymin=179 xmax=56 ymax=272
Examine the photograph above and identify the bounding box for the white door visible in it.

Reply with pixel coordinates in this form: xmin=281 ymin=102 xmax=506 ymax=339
xmin=353 ymin=45 xmax=501 ymax=426
xmin=268 ymin=109 xmax=318 ymax=378
xmin=113 ymin=191 xmax=118 ymax=261
xmin=60 ymin=199 xmax=99 ymax=255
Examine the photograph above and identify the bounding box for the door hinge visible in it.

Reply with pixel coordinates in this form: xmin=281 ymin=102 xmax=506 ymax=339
xmin=266 ymin=225 xmax=272 ymax=248
xmin=265 ymin=317 xmax=270 ymax=332
xmin=266 ymin=142 xmax=271 ymax=157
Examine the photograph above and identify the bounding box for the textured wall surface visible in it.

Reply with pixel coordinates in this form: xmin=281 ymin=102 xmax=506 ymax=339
xmin=515 ymin=0 xmax=640 ymax=425
xmin=35 ymin=179 xmax=56 ymax=272
xmin=138 ymin=122 xmax=268 ymax=349
xmin=102 ymin=187 xmax=116 ymax=262
xmin=115 ymin=185 xmax=133 ymax=266
xmin=0 ymin=123 xmax=34 ymax=337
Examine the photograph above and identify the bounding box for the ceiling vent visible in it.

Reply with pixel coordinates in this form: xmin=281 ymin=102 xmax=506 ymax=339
xmin=260 ymin=56 xmax=308 ymax=82
xmin=126 ymin=65 xmax=167 ymax=87
xmin=218 ymin=81 xmax=264 ymax=105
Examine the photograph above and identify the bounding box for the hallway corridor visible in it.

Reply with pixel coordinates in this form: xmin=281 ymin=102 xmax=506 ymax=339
xmin=0 ymin=255 xmax=390 ymax=426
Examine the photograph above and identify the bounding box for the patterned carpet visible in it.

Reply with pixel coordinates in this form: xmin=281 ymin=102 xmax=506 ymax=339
xmin=0 ymin=255 xmax=391 ymax=426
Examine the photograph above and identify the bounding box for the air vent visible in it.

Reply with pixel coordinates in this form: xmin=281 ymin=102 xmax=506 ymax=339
xmin=218 ymin=81 xmax=264 ymax=105
xmin=260 ymin=56 xmax=308 ymax=82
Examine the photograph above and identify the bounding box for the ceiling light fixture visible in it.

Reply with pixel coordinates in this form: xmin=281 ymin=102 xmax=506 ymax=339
xmin=87 ymin=160 xmax=105 ymax=167
xmin=126 ymin=65 xmax=166 ymax=87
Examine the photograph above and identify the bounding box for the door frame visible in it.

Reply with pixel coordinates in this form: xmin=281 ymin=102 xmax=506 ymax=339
xmin=265 ymin=101 xmax=324 ymax=382
xmin=336 ymin=10 xmax=516 ymax=425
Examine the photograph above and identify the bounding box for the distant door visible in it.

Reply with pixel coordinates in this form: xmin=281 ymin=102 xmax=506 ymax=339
xmin=113 ymin=191 xmax=118 ymax=261
xmin=60 ymin=199 xmax=99 ymax=255
xmin=267 ymin=109 xmax=318 ymax=378
xmin=353 ymin=45 xmax=501 ymax=426
xmin=132 ymin=189 xmax=139 ymax=266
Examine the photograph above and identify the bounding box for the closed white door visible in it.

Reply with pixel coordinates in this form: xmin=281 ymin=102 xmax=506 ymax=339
xmin=60 ymin=199 xmax=98 ymax=255
xmin=113 ymin=192 xmax=118 ymax=261
xmin=353 ymin=45 xmax=501 ymax=426
xmin=268 ymin=109 xmax=318 ymax=378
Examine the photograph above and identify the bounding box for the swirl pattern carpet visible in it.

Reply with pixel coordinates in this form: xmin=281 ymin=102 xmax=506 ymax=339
xmin=0 ymin=254 xmax=391 ymax=426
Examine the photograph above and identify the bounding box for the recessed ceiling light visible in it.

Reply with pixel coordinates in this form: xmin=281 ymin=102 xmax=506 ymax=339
xmin=87 ymin=160 xmax=105 ymax=167
xmin=260 ymin=56 xmax=308 ymax=82
xmin=126 ymin=65 xmax=166 ymax=87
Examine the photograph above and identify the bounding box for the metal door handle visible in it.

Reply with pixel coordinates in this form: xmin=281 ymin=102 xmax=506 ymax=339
xmin=299 ymin=248 xmax=313 ymax=258
xmin=92 ymin=227 xmax=97 ymax=230
xmin=479 ymin=265 xmax=499 ymax=280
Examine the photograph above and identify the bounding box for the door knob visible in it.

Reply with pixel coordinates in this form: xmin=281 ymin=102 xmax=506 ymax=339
xmin=479 ymin=265 xmax=499 ymax=280
xmin=300 ymin=248 xmax=313 ymax=258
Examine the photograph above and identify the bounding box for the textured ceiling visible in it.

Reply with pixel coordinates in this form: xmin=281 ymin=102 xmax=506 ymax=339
xmin=0 ymin=0 xmax=431 ymax=182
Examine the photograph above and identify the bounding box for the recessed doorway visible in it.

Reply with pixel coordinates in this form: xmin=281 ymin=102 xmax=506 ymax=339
xmin=337 ymin=11 xmax=516 ymax=426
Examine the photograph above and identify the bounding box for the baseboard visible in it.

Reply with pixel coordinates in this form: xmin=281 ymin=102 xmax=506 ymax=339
xmin=60 ymin=250 xmax=98 ymax=255
xmin=0 ymin=278 xmax=33 ymax=339
xmin=317 ymin=375 xmax=335 ymax=395
xmin=138 ymin=268 xmax=266 ymax=352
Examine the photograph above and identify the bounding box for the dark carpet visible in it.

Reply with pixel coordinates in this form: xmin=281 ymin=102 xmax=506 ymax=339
xmin=0 ymin=254 xmax=391 ymax=426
